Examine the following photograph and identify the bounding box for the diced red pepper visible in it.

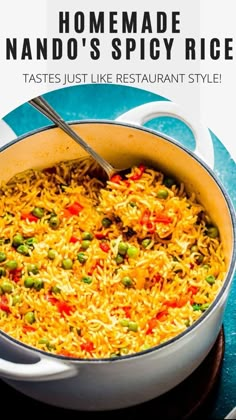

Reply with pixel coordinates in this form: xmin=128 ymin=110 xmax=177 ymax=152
xmin=58 ymin=350 xmax=76 ymax=358
xmin=63 ymin=209 xmax=73 ymax=218
xmin=0 ymin=296 xmax=10 ymax=313
xmin=155 ymin=309 xmax=168 ymax=321
xmin=46 ymin=293 xmax=59 ymax=304
xmin=56 ymin=301 xmax=75 ymax=316
xmin=140 ymin=210 xmax=156 ymax=233
xmin=163 ymin=299 xmax=178 ymax=308
xmin=122 ymin=305 xmax=132 ymax=318
xmin=21 ymin=213 xmax=38 ymax=222
xmin=164 ymin=296 xmax=189 ymax=309
xmin=154 ymin=214 xmax=172 ymax=224
xmin=146 ymin=308 xmax=169 ymax=334
xmin=146 ymin=221 xmax=155 ymax=233
xmin=46 ymin=297 xmax=74 ymax=317
xmin=146 ymin=318 xmax=158 ymax=335
xmin=23 ymin=325 xmax=36 ymax=333
xmin=177 ymin=297 xmax=189 ymax=307
xmin=88 ymin=260 xmax=103 ymax=275
xmin=188 ymin=286 xmax=199 ymax=295
xmin=95 ymin=232 xmax=107 ymax=240
xmin=81 ymin=341 xmax=94 ymax=352
xmin=187 ymin=286 xmax=199 ymax=304
xmin=130 ymin=164 xmax=146 ymax=181
xmin=110 ymin=174 xmax=122 ymax=184
xmin=99 ymin=242 xmax=110 ymax=252
xmin=69 ymin=236 xmax=80 ymax=243
xmin=140 ymin=209 xmax=151 ymax=225
xmin=152 ymin=274 xmax=162 ymax=283
xmin=66 ymin=201 xmax=84 ymax=216
xmin=9 ymin=267 xmax=23 ymax=283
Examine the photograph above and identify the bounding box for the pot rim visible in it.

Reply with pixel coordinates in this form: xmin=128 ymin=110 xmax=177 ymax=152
xmin=0 ymin=119 xmax=235 ymax=362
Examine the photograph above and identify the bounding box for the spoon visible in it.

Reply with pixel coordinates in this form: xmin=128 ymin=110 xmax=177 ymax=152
xmin=29 ymin=95 xmax=127 ymax=179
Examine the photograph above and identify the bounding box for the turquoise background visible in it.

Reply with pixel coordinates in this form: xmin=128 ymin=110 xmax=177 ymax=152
xmin=3 ymin=84 xmax=236 ymax=419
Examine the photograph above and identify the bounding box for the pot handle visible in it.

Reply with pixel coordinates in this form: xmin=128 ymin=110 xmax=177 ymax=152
xmin=115 ymin=101 xmax=214 ymax=169
xmin=0 ymin=356 xmax=78 ymax=382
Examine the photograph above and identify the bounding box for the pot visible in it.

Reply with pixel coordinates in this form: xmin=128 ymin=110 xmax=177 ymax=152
xmin=0 ymin=101 xmax=235 ymax=411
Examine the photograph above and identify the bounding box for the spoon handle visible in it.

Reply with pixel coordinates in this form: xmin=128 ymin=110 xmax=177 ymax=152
xmin=29 ymin=96 xmax=114 ymax=178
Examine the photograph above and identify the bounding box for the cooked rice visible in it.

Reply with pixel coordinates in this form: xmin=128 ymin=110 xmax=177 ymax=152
xmin=0 ymin=158 xmax=226 ymax=358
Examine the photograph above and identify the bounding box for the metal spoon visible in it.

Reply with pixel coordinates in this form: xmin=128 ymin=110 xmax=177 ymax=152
xmin=29 ymin=95 xmax=125 ymax=179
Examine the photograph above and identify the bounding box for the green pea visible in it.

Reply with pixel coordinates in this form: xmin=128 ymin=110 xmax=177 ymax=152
xmin=24 ymin=277 xmax=35 ymax=288
xmin=163 ymin=177 xmax=175 ymax=188
xmin=127 ymin=246 xmax=139 ymax=258
xmin=121 ymin=276 xmax=133 ymax=288
xmin=12 ymin=233 xmax=24 ymax=247
xmin=0 ymin=267 xmax=6 ymax=277
xmin=51 ymin=285 xmax=61 ymax=294
xmin=157 ymin=189 xmax=169 ymax=199
xmin=48 ymin=249 xmax=56 ymax=260
xmin=118 ymin=242 xmax=128 ymax=256
xmin=119 ymin=319 xmax=130 ymax=327
xmin=110 ymin=352 xmax=120 ymax=358
xmin=46 ymin=342 xmax=56 ymax=351
xmin=34 ymin=278 xmax=44 ymax=291
xmin=191 ymin=245 xmax=198 ymax=253
xmin=129 ymin=202 xmax=137 ymax=208
xmin=115 ymin=254 xmax=124 ymax=264
xmin=62 ymin=258 xmax=73 ymax=270
xmin=205 ymin=275 xmax=216 ymax=285
xmin=38 ymin=337 xmax=50 ymax=345
xmin=25 ymin=237 xmax=37 ymax=247
xmin=128 ymin=321 xmax=138 ymax=332
xmin=207 ymin=226 xmax=219 ymax=238
xmin=195 ymin=254 xmax=204 ymax=264
xmin=102 ymin=217 xmax=112 ymax=228
xmin=192 ymin=304 xmax=201 ymax=311
xmin=38 ymin=338 xmax=55 ymax=351
xmin=141 ymin=343 xmax=152 ymax=352
xmin=200 ymin=303 xmax=210 ymax=311
xmin=27 ymin=264 xmax=39 ymax=275
xmin=32 ymin=207 xmax=44 ymax=219
xmin=49 ymin=216 xmax=60 ymax=229
xmin=0 ymin=252 xmax=7 ymax=263
xmin=12 ymin=295 xmax=21 ymax=305
xmin=81 ymin=231 xmax=93 ymax=240
xmin=24 ymin=311 xmax=35 ymax=324
xmin=77 ymin=252 xmax=88 ymax=264
xmin=141 ymin=238 xmax=151 ymax=248
xmin=5 ymin=260 xmax=18 ymax=271
xmin=1 ymin=281 xmax=13 ymax=293
xmin=120 ymin=347 xmax=129 ymax=355
xmin=81 ymin=240 xmax=91 ymax=250
xmin=81 ymin=276 xmax=92 ymax=284
xmin=17 ymin=244 xmax=30 ymax=256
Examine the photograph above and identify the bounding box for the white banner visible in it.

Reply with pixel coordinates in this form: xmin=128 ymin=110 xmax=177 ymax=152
xmin=0 ymin=0 xmax=235 ymax=160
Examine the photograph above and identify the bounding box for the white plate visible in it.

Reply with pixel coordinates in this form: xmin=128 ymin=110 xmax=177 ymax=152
xmin=0 ymin=120 xmax=16 ymax=147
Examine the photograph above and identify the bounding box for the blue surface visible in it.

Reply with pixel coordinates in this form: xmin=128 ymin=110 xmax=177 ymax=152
xmin=3 ymin=84 xmax=236 ymax=419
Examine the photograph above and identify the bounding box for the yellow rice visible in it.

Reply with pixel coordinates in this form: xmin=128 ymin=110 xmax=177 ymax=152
xmin=0 ymin=158 xmax=226 ymax=358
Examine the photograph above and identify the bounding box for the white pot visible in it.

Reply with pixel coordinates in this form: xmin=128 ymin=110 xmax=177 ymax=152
xmin=0 ymin=101 xmax=235 ymax=411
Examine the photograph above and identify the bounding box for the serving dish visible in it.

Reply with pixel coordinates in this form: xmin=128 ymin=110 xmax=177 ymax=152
xmin=0 ymin=100 xmax=235 ymax=411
